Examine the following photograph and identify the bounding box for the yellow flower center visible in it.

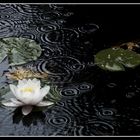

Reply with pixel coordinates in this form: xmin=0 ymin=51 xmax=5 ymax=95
xmin=20 ymin=87 xmax=34 ymax=93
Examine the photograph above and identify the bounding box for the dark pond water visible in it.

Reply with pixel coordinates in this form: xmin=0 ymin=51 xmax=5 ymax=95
xmin=0 ymin=4 xmax=140 ymax=136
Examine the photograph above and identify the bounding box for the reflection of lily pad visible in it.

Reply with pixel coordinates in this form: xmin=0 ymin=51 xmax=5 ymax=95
xmin=95 ymin=47 xmax=140 ymax=71
xmin=0 ymin=37 xmax=42 ymax=66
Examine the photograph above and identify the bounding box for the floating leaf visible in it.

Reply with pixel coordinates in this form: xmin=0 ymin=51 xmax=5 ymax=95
xmin=0 ymin=37 xmax=42 ymax=66
xmin=95 ymin=47 xmax=140 ymax=71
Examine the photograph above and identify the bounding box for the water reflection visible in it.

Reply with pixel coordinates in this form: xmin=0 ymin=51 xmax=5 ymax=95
xmin=13 ymin=108 xmax=46 ymax=127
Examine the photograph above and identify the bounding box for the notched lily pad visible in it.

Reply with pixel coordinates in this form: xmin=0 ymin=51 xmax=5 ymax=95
xmin=0 ymin=37 xmax=42 ymax=66
xmin=95 ymin=47 xmax=140 ymax=71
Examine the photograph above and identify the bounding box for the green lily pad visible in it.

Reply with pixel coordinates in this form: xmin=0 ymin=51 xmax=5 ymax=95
xmin=0 ymin=37 xmax=43 ymax=66
xmin=95 ymin=47 xmax=140 ymax=71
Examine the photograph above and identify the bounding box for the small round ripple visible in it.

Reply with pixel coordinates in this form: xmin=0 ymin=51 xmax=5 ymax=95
xmin=69 ymin=63 xmax=85 ymax=72
xmin=78 ymin=23 xmax=99 ymax=34
xmin=107 ymin=82 xmax=117 ymax=88
xmin=60 ymin=88 xmax=80 ymax=98
xmin=97 ymin=108 xmax=118 ymax=121
xmin=36 ymin=25 xmax=58 ymax=33
xmin=47 ymin=115 xmax=71 ymax=128
xmin=77 ymin=83 xmax=94 ymax=92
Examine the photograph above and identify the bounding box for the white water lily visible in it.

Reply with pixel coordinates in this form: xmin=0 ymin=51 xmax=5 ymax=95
xmin=2 ymin=78 xmax=54 ymax=115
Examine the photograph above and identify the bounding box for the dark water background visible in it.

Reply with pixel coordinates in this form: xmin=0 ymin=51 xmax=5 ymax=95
xmin=0 ymin=4 xmax=140 ymax=136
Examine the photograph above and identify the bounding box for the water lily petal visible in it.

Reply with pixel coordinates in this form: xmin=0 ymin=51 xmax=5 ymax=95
xmin=27 ymin=79 xmax=33 ymax=85
xmin=37 ymin=101 xmax=54 ymax=107
xmin=10 ymin=98 xmax=24 ymax=106
xmin=17 ymin=93 xmax=36 ymax=105
xmin=22 ymin=106 xmax=33 ymax=115
xmin=18 ymin=79 xmax=27 ymax=87
xmin=18 ymin=78 xmax=40 ymax=92
xmin=23 ymin=90 xmax=43 ymax=105
xmin=28 ymin=86 xmax=50 ymax=105
xmin=10 ymin=85 xmax=26 ymax=101
xmin=2 ymin=101 xmax=20 ymax=107
xmin=9 ymin=84 xmax=20 ymax=99
xmin=32 ymin=78 xmax=40 ymax=86
xmin=33 ymin=79 xmax=40 ymax=89
xmin=40 ymin=86 xmax=50 ymax=97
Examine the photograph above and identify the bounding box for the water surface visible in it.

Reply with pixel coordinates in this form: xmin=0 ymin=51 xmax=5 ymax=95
xmin=0 ymin=4 xmax=140 ymax=136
